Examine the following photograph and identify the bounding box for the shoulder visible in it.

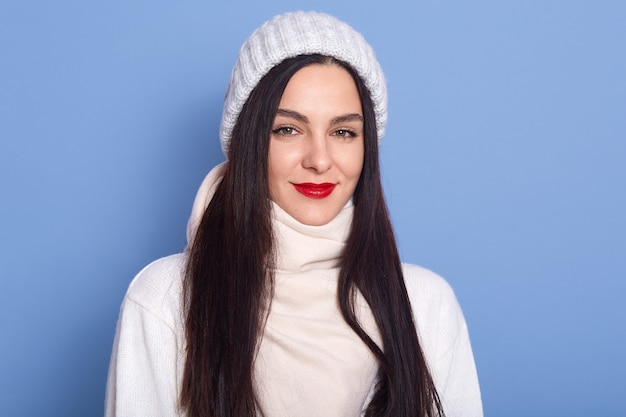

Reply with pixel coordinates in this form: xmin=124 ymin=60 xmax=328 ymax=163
xmin=401 ymin=263 xmax=467 ymax=356
xmin=402 ymin=264 xmax=483 ymax=415
xmin=401 ymin=263 xmax=456 ymax=307
xmin=122 ymin=253 xmax=187 ymax=330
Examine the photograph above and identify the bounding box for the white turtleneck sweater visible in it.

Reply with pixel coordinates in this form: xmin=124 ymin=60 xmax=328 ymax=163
xmin=105 ymin=164 xmax=482 ymax=417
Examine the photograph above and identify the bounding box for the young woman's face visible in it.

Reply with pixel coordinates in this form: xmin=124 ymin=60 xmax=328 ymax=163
xmin=268 ymin=64 xmax=365 ymax=226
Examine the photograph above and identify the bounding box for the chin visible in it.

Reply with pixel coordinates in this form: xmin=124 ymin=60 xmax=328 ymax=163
xmin=275 ymin=193 xmax=350 ymax=226
xmin=290 ymin=206 xmax=341 ymax=227
xmin=299 ymin=217 xmax=334 ymax=227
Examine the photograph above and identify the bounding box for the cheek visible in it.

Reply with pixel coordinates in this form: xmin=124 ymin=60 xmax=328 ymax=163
xmin=267 ymin=167 xmax=287 ymax=201
xmin=269 ymin=142 xmax=298 ymax=168
xmin=267 ymin=147 xmax=295 ymax=195
xmin=267 ymin=157 xmax=280 ymax=198
xmin=343 ymin=149 xmax=365 ymax=179
xmin=330 ymin=140 xmax=364 ymax=178
xmin=354 ymin=153 xmax=365 ymax=177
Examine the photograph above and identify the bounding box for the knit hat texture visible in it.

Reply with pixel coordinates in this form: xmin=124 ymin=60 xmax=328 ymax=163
xmin=220 ymin=11 xmax=387 ymax=155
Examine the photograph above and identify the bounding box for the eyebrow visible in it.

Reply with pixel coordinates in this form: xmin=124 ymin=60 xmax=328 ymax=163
xmin=331 ymin=113 xmax=364 ymax=125
xmin=275 ymin=109 xmax=363 ymax=125
xmin=276 ymin=109 xmax=309 ymax=123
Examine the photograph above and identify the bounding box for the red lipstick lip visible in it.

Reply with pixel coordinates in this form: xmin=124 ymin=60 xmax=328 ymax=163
xmin=293 ymin=182 xmax=336 ymax=199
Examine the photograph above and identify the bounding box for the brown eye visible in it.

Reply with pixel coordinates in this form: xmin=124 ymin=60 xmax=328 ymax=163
xmin=333 ymin=129 xmax=357 ymax=138
xmin=272 ymin=126 xmax=298 ymax=135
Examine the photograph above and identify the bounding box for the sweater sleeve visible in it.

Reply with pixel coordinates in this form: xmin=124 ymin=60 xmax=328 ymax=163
xmin=105 ymin=255 xmax=185 ymax=417
xmin=403 ymin=264 xmax=483 ymax=417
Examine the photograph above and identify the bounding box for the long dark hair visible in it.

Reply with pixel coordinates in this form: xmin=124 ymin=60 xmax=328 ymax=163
xmin=182 ymin=54 xmax=443 ymax=417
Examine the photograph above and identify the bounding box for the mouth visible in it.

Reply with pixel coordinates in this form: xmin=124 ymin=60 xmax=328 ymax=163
xmin=293 ymin=182 xmax=336 ymax=199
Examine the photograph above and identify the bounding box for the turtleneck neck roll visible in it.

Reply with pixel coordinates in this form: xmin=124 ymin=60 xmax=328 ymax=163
xmin=255 ymin=199 xmax=381 ymax=417
xmin=271 ymin=200 xmax=353 ymax=273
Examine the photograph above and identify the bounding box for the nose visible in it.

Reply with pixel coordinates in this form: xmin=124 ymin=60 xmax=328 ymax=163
xmin=302 ymin=134 xmax=333 ymax=173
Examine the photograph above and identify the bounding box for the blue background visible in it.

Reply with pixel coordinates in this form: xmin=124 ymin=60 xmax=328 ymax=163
xmin=1 ymin=1 xmax=624 ymax=416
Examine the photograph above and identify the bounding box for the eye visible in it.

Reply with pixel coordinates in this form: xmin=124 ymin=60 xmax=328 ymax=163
xmin=271 ymin=126 xmax=299 ymax=136
xmin=333 ymin=129 xmax=357 ymax=138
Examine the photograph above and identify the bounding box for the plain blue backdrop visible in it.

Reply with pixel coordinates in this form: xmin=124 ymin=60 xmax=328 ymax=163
xmin=1 ymin=1 xmax=624 ymax=416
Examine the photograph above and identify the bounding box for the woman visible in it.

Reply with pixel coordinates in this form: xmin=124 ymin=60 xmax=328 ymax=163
xmin=106 ymin=11 xmax=482 ymax=417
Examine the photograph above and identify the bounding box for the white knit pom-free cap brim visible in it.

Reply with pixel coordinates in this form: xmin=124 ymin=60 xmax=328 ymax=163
xmin=219 ymin=11 xmax=388 ymax=155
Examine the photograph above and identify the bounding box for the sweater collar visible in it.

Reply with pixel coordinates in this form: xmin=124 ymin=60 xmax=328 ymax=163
xmin=272 ymin=201 xmax=352 ymax=273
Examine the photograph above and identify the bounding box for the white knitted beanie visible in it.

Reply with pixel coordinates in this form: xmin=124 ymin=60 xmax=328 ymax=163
xmin=219 ymin=11 xmax=388 ymax=155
